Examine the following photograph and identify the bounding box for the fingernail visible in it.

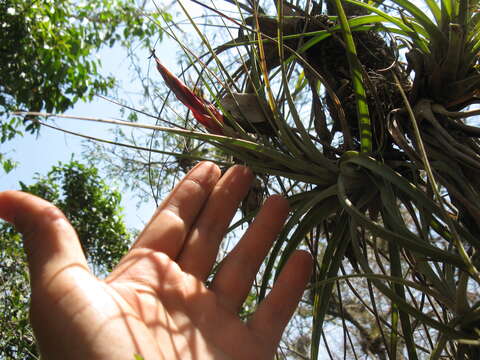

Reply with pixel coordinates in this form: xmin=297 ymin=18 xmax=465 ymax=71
xmin=188 ymin=161 xmax=221 ymax=182
xmin=190 ymin=161 xmax=215 ymax=174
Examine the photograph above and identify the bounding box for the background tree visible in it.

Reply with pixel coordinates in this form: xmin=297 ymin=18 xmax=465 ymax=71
xmin=0 ymin=160 xmax=132 ymax=359
xmin=0 ymin=0 xmax=170 ymax=173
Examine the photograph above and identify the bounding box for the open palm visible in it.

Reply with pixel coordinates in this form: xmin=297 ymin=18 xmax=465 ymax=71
xmin=0 ymin=162 xmax=312 ymax=360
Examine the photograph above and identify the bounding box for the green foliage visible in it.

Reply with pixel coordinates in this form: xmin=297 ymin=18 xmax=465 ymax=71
xmin=0 ymin=0 xmax=166 ymax=171
xmin=0 ymin=228 xmax=32 ymax=359
xmin=22 ymin=161 xmax=132 ymax=272
xmin=0 ymin=160 xmax=132 ymax=358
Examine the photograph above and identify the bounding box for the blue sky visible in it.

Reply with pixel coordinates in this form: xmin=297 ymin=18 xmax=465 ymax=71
xmin=0 ymin=32 xmax=180 ymax=230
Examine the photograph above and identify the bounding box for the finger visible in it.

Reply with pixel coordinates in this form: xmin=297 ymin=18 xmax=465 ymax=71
xmin=248 ymin=250 xmax=312 ymax=348
xmin=131 ymin=161 xmax=221 ymax=259
xmin=177 ymin=165 xmax=253 ymax=279
xmin=210 ymin=195 xmax=289 ymax=312
xmin=0 ymin=190 xmax=89 ymax=289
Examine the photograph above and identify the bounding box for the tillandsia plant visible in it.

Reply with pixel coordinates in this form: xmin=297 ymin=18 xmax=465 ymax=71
xmin=144 ymin=0 xmax=480 ymax=358
xmin=21 ymin=0 xmax=480 ymax=358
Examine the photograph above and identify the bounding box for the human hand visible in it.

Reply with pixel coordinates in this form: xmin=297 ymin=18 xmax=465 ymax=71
xmin=0 ymin=162 xmax=312 ymax=360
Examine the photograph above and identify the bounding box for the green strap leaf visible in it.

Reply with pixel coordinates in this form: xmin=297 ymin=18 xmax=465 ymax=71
xmin=332 ymin=0 xmax=372 ymax=153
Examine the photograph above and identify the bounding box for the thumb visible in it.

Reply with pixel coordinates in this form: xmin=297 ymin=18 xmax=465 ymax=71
xmin=0 ymin=190 xmax=89 ymax=289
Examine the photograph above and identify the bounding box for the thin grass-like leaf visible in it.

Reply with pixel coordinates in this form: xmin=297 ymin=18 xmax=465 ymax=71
xmin=424 ymin=0 xmax=442 ymax=25
xmin=332 ymin=0 xmax=372 ymax=153
xmin=259 ymin=185 xmax=338 ymax=301
xmin=277 ymin=29 xmax=330 ymax=166
xmin=311 ymin=272 xmax=454 ymax=305
xmin=381 ymin=185 xmax=419 ymax=359
xmin=311 ymin=212 xmax=351 ymax=360
xmin=390 ymin=0 xmax=446 ymax=43
xmin=441 ymin=23 xmax=464 ymax=83
xmin=348 ymin=219 xmax=470 ymax=340
xmin=430 ymin=333 xmax=449 ymax=360
xmin=338 ymin=171 xmax=466 ymax=268
xmin=390 ymin=301 xmax=399 ymax=360
xmin=441 ymin=0 xmax=454 ymax=19
xmin=345 ymin=0 xmax=431 ymax=52
xmin=275 ymin=197 xmax=338 ymax=279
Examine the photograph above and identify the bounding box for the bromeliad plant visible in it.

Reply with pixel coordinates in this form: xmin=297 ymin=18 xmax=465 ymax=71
xmin=147 ymin=1 xmax=480 ymax=358
xmin=23 ymin=0 xmax=480 ymax=358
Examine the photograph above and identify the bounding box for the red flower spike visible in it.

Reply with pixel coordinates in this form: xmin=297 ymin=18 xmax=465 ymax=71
xmin=151 ymin=51 xmax=224 ymax=135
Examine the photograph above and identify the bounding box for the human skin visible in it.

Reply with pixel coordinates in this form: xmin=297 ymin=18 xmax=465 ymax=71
xmin=0 ymin=161 xmax=312 ymax=360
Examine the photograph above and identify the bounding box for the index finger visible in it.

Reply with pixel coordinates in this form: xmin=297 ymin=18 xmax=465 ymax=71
xmin=131 ymin=161 xmax=221 ymax=259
